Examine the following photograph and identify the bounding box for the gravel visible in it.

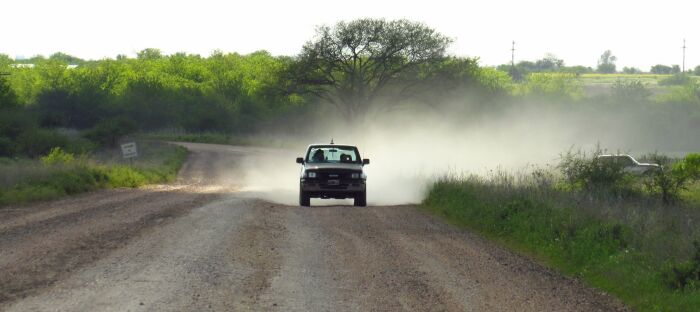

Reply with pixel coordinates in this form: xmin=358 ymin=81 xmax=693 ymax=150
xmin=0 ymin=142 xmax=628 ymax=311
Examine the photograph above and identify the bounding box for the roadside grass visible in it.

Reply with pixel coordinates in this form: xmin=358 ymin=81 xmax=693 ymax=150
xmin=422 ymin=171 xmax=700 ymax=312
xmin=0 ymin=141 xmax=187 ymax=207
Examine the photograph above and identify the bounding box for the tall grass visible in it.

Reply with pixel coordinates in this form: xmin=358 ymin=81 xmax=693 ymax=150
xmin=423 ymin=167 xmax=700 ymax=311
xmin=0 ymin=141 xmax=187 ymax=207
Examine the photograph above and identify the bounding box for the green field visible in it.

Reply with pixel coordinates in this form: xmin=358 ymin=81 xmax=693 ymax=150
xmin=577 ymin=73 xmax=699 ymax=97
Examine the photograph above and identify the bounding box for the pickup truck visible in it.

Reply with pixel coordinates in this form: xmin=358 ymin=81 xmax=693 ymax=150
xmin=596 ymin=154 xmax=659 ymax=175
xmin=296 ymin=142 xmax=369 ymax=207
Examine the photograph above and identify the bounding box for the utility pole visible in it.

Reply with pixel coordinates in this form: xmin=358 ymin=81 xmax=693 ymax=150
xmin=682 ymin=39 xmax=686 ymax=73
xmin=511 ymin=40 xmax=516 ymax=67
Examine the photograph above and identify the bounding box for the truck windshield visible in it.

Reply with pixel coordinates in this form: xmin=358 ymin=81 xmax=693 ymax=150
xmin=307 ymin=146 xmax=360 ymax=164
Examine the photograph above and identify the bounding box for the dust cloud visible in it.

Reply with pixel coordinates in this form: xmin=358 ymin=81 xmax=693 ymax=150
xmin=232 ymin=100 xmax=697 ymax=206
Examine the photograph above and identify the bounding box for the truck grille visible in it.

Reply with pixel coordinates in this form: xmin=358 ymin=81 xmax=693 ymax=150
xmin=309 ymin=169 xmax=358 ymax=180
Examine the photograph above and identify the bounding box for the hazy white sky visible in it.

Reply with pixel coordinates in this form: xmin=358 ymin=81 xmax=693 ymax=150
xmin=2 ymin=0 xmax=696 ymax=70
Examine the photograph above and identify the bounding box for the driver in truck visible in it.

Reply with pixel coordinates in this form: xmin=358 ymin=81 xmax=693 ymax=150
xmin=312 ymin=149 xmax=325 ymax=162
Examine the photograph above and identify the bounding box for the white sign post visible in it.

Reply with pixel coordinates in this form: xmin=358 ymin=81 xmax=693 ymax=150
xmin=121 ymin=142 xmax=138 ymax=165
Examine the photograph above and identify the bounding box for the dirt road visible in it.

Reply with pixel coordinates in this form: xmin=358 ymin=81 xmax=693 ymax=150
xmin=0 ymin=143 xmax=626 ymax=311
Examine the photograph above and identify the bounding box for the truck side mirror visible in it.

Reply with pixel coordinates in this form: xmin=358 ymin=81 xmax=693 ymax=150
xmin=296 ymin=157 xmax=304 ymax=164
xmin=363 ymin=159 xmax=370 ymax=165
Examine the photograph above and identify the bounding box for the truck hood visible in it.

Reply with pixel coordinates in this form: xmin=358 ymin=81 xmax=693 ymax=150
xmin=304 ymin=163 xmax=364 ymax=171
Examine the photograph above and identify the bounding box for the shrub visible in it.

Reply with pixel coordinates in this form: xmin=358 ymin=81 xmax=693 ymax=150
xmin=0 ymin=107 xmax=36 ymax=140
xmin=84 ymin=116 xmax=137 ymax=148
xmin=610 ymin=79 xmax=651 ymax=102
xmin=659 ymin=73 xmax=693 ymax=86
xmin=40 ymin=147 xmax=75 ymax=166
xmin=517 ymin=73 xmax=583 ymax=100
xmin=558 ymin=148 xmax=632 ymax=194
xmin=679 ymin=153 xmax=700 ymax=180
xmin=0 ymin=76 xmax=17 ymax=108
xmin=104 ymin=166 xmax=147 ymax=188
xmin=663 ymin=241 xmax=700 ymax=290
xmin=642 ymin=153 xmax=690 ymax=204
xmin=656 ymin=81 xmax=700 ymax=104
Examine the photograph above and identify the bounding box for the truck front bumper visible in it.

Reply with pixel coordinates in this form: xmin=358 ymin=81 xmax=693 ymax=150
xmin=300 ymin=179 xmax=366 ymax=199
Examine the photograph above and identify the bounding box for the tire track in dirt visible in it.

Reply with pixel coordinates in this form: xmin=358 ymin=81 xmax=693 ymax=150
xmin=0 ymin=190 xmax=220 ymax=303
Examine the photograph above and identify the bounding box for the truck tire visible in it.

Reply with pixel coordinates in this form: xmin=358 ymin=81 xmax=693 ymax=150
xmin=299 ymin=191 xmax=310 ymax=207
xmin=354 ymin=192 xmax=366 ymax=207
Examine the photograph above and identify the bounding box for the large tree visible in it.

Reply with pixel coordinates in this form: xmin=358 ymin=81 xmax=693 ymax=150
xmin=0 ymin=76 xmax=17 ymax=108
xmin=294 ymin=18 xmax=452 ymax=121
xmin=597 ymin=50 xmax=617 ymax=74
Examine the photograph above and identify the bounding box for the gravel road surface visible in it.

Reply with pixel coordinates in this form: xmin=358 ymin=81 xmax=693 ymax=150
xmin=0 ymin=142 xmax=627 ymax=311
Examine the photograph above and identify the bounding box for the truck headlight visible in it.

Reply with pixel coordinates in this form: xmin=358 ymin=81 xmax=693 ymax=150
xmin=307 ymin=172 xmax=317 ymax=178
xmin=351 ymin=173 xmax=360 ymax=179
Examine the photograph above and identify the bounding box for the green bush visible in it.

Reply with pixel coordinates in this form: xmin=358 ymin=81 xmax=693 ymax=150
xmin=0 ymin=107 xmax=36 ymax=140
xmin=663 ymin=241 xmax=700 ymax=290
xmin=656 ymin=81 xmax=700 ymax=104
xmin=84 ymin=116 xmax=137 ymax=148
xmin=610 ymin=79 xmax=651 ymax=102
xmin=104 ymin=166 xmax=147 ymax=188
xmin=679 ymin=153 xmax=700 ymax=180
xmin=0 ymin=76 xmax=17 ymax=108
xmin=642 ymin=153 xmax=696 ymax=204
xmin=558 ymin=148 xmax=633 ymax=195
xmin=40 ymin=147 xmax=75 ymax=165
xmin=516 ymin=72 xmax=583 ymax=100
xmin=659 ymin=74 xmax=693 ymax=86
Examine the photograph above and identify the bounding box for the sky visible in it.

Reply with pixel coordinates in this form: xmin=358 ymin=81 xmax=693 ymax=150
xmin=1 ymin=0 xmax=696 ymax=71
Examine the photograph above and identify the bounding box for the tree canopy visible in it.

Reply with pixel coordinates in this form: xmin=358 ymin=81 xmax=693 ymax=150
xmin=294 ymin=18 xmax=452 ymax=121
xmin=597 ymin=50 xmax=617 ymax=73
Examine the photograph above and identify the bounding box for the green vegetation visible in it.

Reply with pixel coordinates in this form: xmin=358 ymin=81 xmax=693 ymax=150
xmin=514 ymin=72 xmax=583 ymax=100
xmin=0 ymin=141 xmax=186 ymax=206
xmin=580 ymin=73 xmax=671 ymax=85
xmin=659 ymin=73 xmax=694 ymax=86
xmin=294 ymin=19 xmax=454 ymax=121
xmin=651 ymin=64 xmax=680 ymax=75
xmin=1 ymin=19 xmax=698 ymax=158
xmin=597 ymin=50 xmax=617 ymax=74
xmin=138 ymin=131 xmax=295 ymax=149
xmin=423 ymin=152 xmax=700 ymax=311
xmin=0 ymin=17 xmax=698 ymax=308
